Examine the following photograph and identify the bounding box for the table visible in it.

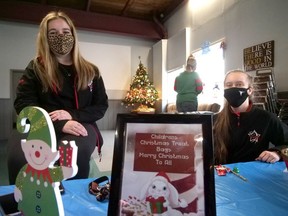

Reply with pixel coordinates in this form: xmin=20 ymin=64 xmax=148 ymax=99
xmin=216 ymin=161 xmax=288 ymax=216
xmin=1 ymin=161 xmax=288 ymax=215
xmin=0 ymin=178 xmax=108 ymax=216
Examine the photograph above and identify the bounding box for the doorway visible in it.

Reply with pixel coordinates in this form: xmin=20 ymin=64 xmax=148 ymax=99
xmin=11 ymin=70 xmax=24 ymax=128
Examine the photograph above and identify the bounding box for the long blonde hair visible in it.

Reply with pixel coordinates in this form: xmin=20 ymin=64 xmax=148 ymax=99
xmin=213 ymin=69 xmax=253 ymax=164
xmin=34 ymin=11 xmax=99 ymax=92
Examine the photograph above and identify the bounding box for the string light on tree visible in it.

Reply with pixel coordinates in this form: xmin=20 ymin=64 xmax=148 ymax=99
xmin=123 ymin=57 xmax=159 ymax=113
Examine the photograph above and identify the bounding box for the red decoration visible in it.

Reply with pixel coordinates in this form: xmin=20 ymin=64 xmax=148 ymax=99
xmin=215 ymin=165 xmax=227 ymax=176
xmin=59 ymin=141 xmax=74 ymax=167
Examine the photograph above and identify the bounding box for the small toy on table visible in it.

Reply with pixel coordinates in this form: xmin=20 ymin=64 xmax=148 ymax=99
xmin=233 ymin=167 xmax=240 ymax=173
xmin=215 ymin=165 xmax=227 ymax=176
xmin=215 ymin=165 xmax=247 ymax=181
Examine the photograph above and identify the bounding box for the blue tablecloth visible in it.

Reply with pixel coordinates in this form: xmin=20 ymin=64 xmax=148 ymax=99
xmin=216 ymin=161 xmax=288 ymax=216
xmin=1 ymin=161 xmax=288 ymax=215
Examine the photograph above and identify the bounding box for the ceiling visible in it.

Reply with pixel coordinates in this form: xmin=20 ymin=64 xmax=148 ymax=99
xmin=0 ymin=0 xmax=187 ymax=40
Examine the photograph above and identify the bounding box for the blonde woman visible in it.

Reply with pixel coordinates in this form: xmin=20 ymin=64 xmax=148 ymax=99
xmin=8 ymin=11 xmax=108 ymax=184
xmin=174 ymin=54 xmax=203 ymax=113
xmin=213 ymin=69 xmax=287 ymax=164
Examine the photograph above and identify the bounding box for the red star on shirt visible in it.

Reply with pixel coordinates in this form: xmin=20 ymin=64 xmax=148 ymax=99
xmin=248 ymin=130 xmax=261 ymax=143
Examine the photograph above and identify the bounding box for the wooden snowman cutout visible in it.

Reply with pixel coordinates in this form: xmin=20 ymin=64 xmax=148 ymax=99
xmin=14 ymin=106 xmax=78 ymax=216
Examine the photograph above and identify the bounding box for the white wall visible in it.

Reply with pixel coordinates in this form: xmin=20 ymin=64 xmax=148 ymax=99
xmin=153 ymin=39 xmax=167 ymax=111
xmin=164 ymin=0 xmax=288 ymax=92
xmin=2 ymin=0 xmax=288 ymax=100
xmin=0 ymin=21 xmax=154 ymax=99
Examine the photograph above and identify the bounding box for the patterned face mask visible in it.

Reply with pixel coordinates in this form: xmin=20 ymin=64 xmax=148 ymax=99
xmin=48 ymin=34 xmax=74 ymax=55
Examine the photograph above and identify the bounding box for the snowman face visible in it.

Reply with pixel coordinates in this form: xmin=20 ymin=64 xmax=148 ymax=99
xmin=21 ymin=139 xmax=59 ymax=170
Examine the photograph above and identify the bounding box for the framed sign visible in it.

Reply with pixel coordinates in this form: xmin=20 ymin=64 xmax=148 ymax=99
xmin=243 ymin=40 xmax=274 ymax=71
xmin=108 ymin=113 xmax=216 ymax=216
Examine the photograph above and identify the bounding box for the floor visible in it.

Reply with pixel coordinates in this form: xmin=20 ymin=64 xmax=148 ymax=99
xmin=89 ymin=130 xmax=115 ymax=178
xmin=0 ymin=130 xmax=115 ymax=186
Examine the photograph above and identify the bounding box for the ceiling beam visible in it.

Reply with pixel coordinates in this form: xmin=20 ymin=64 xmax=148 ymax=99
xmin=85 ymin=0 xmax=92 ymax=12
xmin=121 ymin=0 xmax=135 ymax=16
xmin=0 ymin=1 xmax=166 ymax=40
xmin=161 ymin=0 xmax=188 ymax=22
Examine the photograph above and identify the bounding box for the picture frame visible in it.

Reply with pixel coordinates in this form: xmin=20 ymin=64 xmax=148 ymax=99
xmin=108 ymin=113 xmax=216 ymax=216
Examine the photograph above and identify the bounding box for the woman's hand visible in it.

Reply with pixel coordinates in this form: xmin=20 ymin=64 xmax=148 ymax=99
xmin=49 ymin=110 xmax=72 ymax=121
xmin=62 ymin=120 xmax=88 ymax=136
xmin=256 ymin=151 xmax=281 ymax=163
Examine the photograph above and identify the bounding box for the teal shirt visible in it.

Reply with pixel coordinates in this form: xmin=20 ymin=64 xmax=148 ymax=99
xmin=174 ymin=71 xmax=203 ymax=103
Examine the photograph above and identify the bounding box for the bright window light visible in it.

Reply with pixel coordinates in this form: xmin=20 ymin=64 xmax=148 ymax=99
xmin=166 ymin=41 xmax=225 ymax=109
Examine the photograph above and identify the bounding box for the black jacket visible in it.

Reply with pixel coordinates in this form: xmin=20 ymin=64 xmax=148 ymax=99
xmin=215 ymin=106 xmax=287 ymax=163
xmin=14 ymin=60 xmax=108 ymax=135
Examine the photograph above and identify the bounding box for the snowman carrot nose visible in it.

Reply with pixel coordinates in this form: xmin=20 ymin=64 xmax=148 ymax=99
xmin=35 ymin=151 xmax=40 ymax=158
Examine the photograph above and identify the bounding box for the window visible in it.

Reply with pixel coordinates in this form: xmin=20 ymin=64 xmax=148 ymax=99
xmin=166 ymin=41 xmax=225 ymax=109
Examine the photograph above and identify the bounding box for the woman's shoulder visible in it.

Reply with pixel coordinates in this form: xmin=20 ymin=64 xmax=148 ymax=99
xmin=26 ymin=59 xmax=35 ymax=68
xmin=85 ymin=60 xmax=100 ymax=78
xmin=251 ymin=106 xmax=279 ymax=119
xmin=24 ymin=59 xmax=38 ymax=76
xmin=20 ymin=59 xmax=45 ymax=85
xmin=250 ymin=107 xmax=268 ymax=115
xmin=26 ymin=58 xmax=45 ymax=70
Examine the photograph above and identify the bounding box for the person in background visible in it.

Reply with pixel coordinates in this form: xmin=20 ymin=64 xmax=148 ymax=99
xmin=213 ymin=69 xmax=287 ymax=164
xmin=7 ymin=11 xmax=108 ymax=184
xmin=174 ymin=54 xmax=203 ymax=113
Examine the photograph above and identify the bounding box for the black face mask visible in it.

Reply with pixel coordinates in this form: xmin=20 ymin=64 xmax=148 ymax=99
xmin=224 ymin=87 xmax=249 ymax=108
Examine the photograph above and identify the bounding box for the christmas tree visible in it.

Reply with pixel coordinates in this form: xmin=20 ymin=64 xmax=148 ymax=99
xmin=123 ymin=59 xmax=159 ymax=111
